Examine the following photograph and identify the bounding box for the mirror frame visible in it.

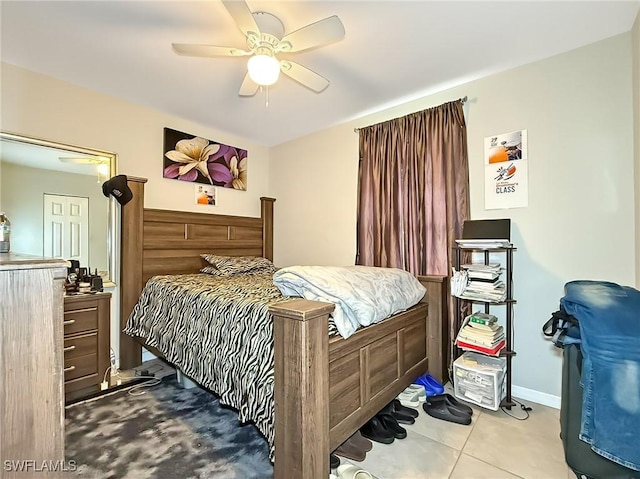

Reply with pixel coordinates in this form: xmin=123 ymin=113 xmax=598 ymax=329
xmin=0 ymin=131 xmax=118 ymax=286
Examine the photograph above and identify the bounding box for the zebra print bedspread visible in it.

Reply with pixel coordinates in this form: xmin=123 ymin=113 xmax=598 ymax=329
xmin=123 ymin=272 xmax=290 ymax=459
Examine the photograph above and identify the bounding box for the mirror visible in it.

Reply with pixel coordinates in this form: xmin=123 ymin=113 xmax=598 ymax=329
xmin=0 ymin=132 xmax=117 ymax=285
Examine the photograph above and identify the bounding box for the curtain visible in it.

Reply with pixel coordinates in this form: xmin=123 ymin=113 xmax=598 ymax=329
xmin=356 ymin=99 xmax=470 ymax=375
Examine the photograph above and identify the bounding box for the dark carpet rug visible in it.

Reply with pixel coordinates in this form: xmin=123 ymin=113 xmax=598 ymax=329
xmin=65 ymin=374 xmax=272 ymax=479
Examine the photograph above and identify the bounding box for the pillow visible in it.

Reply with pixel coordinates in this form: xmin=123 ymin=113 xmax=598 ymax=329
xmin=200 ymin=255 xmax=276 ymax=276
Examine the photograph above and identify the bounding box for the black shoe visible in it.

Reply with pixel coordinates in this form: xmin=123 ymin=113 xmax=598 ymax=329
xmin=360 ymin=416 xmax=395 ymax=444
xmin=330 ymin=453 xmax=340 ymax=469
xmin=377 ymin=413 xmax=407 ymax=439
xmin=422 ymin=399 xmax=472 ymax=425
xmin=380 ymin=402 xmax=415 ymax=425
xmin=428 ymin=394 xmax=473 ymax=416
xmin=392 ymin=399 xmax=419 ymax=418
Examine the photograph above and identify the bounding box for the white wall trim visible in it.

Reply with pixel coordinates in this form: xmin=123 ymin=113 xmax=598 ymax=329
xmin=512 ymin=385 xmax=561 ymax=409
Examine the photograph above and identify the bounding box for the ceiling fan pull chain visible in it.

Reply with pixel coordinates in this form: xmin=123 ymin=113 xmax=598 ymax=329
xmin=265 ymin=86 xmax=269 ymax=108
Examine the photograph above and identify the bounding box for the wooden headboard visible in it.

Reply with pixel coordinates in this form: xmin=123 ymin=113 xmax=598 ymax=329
xmin=119 ymin=176 xmax=275 ymax=368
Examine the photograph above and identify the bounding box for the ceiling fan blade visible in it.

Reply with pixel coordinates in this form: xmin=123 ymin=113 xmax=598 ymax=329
xmin=278 ymin=16 xmax=345 ymax=53
xmin=172 ymin=43 xmax=251 ymax=57
xmin=222 ymin=0 xmax=260 ymax=37
xmin=280 ymin=61 xmax=329 ymax=93
xmin=239 ymin=73 xmax=259 ymax=97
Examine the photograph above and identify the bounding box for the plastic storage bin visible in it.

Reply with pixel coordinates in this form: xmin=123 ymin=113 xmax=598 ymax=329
xmin=453 ymin=352 xmax=506 ymax=410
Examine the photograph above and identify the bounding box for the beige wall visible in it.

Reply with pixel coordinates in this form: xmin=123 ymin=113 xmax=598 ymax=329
xmin=0 ymin=162 xmax=109 ymax=272
xmin=271 ymin=34 xmax=635 ymax=403
xmin=1 ymin=62 xmax=271 ymax=366
xmin=634 ymin=11 xmax=640 ymax=286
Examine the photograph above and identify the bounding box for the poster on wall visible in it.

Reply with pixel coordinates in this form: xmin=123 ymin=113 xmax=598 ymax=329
xmin=195 ymin=184 xmax=216 ymax=206
xmin=163 ymin=127 xmax=247 ymax=191
xmin=484 ymin=130 xmax=528 ymax=210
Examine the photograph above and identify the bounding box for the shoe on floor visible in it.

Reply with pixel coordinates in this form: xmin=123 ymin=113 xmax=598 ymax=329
xmin=336 ymin=464 xmax=373 ymax=479
xmin=349 ymin=431 xmax=373 ymax=452
xmin=334 ymin=436 xmax=367 ymax=462
xmin=377 ymin=413 xmax=407 ymax=439
xmin=428 ymin=393 xmax=474 ymax=416
xmin=330 ymin=453 xmax=340 ymax=469
xmin=360 ymin=416 xmax=395 ymax=444
xmin=422 ymin=397 xmax=472 ymax=425
xmin=379 ymin=402 xmax=415 ymax=425
xmin=405 ymin=383 xmax=427 ymax=402
xmin=392 ymin=399 xmax=419 ymax=418
xmin=413 ymin=373 xmax=445 ymax=396
xmin=396 ymin=388 xmax=420 ymax=407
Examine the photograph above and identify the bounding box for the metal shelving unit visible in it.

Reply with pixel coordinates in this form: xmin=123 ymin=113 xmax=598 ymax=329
xmin=453 ymin=244 xmax=517 ymax=409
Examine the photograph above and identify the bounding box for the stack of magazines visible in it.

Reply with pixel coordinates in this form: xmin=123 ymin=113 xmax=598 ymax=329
xmin=456 ymin=312 xmax=506 ymax=356
xmin=456 ymin=263 xmax=506 ymax=302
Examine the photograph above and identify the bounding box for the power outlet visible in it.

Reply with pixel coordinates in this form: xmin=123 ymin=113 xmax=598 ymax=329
xmin=100 ymin=381 xmax=109 ymax=391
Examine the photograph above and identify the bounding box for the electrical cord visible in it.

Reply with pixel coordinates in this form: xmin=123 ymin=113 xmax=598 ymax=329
xmin=501 ymin=398 xmax=532 ymax=420
xmin=127 ymin=376 xmax=161 ymax=396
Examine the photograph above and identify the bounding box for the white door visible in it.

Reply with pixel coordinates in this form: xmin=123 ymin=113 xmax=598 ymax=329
xmin=43 ymin=194 xmax=89 ymax=266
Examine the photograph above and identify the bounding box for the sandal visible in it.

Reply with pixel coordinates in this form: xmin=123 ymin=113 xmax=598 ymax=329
xmin=428 ymin=393 xmax=474 ymax=416
xmin=413 ymin=373 xmax=445 ymax=396
xmin=422 ymin=397 xmax=471 ymax=425
xmin=360 ymin=416 xmax=395 ymax=444
xmin=396 ymin=388 xmax=420 ymax=407
xmin=336 ymin=464 xmax=373 ymax=479
xmin=405 ymin=383 xmax=427 ymax=402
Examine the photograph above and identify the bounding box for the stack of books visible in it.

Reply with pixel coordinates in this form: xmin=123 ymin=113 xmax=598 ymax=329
xmin=456 ymin=312 xmax=506 ymax=356
xmin=456 ymin=263 xmax=506 ymax=302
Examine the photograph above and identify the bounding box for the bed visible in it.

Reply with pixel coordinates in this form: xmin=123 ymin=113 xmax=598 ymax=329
xmin=119 ymin=177 xmax=448 ymax=479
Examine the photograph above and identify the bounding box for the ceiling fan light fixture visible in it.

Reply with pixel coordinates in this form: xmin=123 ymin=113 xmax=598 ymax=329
xmin=247 ymin=54 xmax=280 ymax=86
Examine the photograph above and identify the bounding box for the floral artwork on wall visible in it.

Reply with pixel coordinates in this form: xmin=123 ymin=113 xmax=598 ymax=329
xmin=163 ymin=127 xmax=247 ymax=190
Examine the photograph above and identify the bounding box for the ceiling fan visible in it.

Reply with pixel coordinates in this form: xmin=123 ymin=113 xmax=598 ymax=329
xmin=172 ymin=0 xmax=345 ymax=96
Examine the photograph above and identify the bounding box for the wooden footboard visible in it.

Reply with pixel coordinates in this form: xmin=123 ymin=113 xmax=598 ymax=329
xmin=269 ymin=275 xmax=445 ymax=479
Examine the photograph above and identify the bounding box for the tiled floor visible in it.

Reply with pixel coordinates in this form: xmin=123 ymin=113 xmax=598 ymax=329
xmin=138 ymin=359 xmax=572 ymax=478
xmin=336 ymin=388 xmax=573 ymax=479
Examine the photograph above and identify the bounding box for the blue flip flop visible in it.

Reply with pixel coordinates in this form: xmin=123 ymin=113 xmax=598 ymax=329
xmin=413 ymin=373 xmax=444 ymax=396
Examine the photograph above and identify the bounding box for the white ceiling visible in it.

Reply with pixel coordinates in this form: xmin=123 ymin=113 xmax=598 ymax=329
xmin=1 ymin=1 xmax=638 ymax=147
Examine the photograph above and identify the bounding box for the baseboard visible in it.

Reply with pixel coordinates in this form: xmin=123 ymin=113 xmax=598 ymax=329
xmin=512 ymin=385 xmax=561 ymax=409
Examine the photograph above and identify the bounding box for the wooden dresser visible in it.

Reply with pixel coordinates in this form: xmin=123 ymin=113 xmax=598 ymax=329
xmin=0 ymin=253 xmax=67 ymax=478
xmin=63 ymin=292 xmax=111 ymax=403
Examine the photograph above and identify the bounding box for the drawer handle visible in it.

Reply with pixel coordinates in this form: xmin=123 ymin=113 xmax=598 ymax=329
xmin=64 ymin=365 xmax=76 ymax=373
xmin=63 ymin=345 xmax=76 ymax=352
xmin=63 ymin=319 xmax=76 ymax=326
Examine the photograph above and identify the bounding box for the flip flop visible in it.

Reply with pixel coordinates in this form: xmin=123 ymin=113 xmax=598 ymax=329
xmin=336 ymin=464 xmax=373 ymax=479
xmin=414 ymin=373 xmax=445 ymax=396
xmin=428 ymin=393 xmax=474 ymax=416
xmin=422 ymin=398 xmax=471 ymax=425
xmin=360 ymin=416 xmax=395 ymax=444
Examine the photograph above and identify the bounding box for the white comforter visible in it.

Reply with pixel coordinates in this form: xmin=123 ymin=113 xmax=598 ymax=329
xmin=273 ymin=265 xmax=426 ymax=339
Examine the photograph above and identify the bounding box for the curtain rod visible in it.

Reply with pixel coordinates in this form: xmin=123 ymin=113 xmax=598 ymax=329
xmin=353 ymin=96 xmax=467 ymax=133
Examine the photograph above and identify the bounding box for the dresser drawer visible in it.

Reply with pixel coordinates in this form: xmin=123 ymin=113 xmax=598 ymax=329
xmin=64 ymin=333 xmax=97 ymax=360
xmin=63 ymin=307 xmax=98 ymax=335
xmin=64 ymin=353 xmax=97 ymax=381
